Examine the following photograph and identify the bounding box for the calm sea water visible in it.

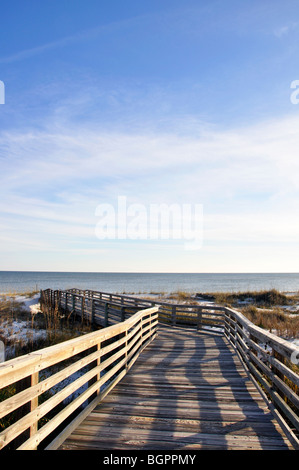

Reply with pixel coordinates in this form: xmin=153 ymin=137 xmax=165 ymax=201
xmin=0 ymin=271 xmax=299 ymax=294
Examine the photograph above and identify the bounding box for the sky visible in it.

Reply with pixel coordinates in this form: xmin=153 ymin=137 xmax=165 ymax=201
xmin=1 ymin=0 xmax=299 ymax=273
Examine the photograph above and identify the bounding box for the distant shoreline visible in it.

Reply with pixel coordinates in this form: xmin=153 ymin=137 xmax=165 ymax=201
xmin=1 ymin=271 xmax=299 ymax=296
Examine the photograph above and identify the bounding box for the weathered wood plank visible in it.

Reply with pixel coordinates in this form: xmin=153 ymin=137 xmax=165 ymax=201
xmin=83 ymin=411 xmax=285 ymax=436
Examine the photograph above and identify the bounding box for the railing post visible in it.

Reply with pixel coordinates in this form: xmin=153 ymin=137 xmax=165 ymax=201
xmin=141 ymin=315 xmax=144 ymax=343
xmin=30 ymin=372 xmax=39 ymax=442
xmin=226 ymin=310 xmax=236 ymax=347
xmin=72 ymin=293 xmax=75 ymax=314
xmin=39 ymin=289 xmax=43 ymax=312
xmin=91 ymin=298 xmax=95 ymax=325
xmin=64 ymin=292 xmax=68 ymax=314
xmin=125 ymin=327 xmax=128 ymax=370
xmin=104 ymin=302 xmax=109 ymax=327
xmin=81 ymin=296 xmax=84 ymax=322
xmin=121 ymin=306 xmax=125 ymax=322
xmin=172 ymin=305 xmax=176 ymax=326
xmin=97 ymin=341 xmax=101 ymax=394
xmin=197 ymin=307 xmax=202 ymax=330
xmin=14 ymin=372 xmax=39 ymax=449
xmin=149 ymin=310 xmax=152 ymax=336
xmin=54 ymin=290 xmax=59 ymax=312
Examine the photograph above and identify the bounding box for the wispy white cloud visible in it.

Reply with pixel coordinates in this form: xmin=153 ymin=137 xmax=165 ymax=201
xmin=1 ymin=115 xmax=299 ymax=194
xmin=2 ymin=2 xmax=299 ymax=272
xmin=1 ymin=113 xmax=299 ymax=261
xmin=0 ymin=12 xmax=151 ymax=65
xmin=0 ymin=25 xmax=108 ymax=64
xmin=274 ymin=22 xmax=299 ymax=38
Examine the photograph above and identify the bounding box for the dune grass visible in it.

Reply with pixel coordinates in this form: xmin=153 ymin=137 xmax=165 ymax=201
xmin=0 ymin=292 xmax=93 ymax=360
xmin=209 ymin=289 xmax=292 ymax=307
xmin=0 ymin=288 xmax=298 ymax=360
xmin=240 ymin=304 xmax=299 ymax=338
xmin=153 ymin=288 xmax=299 ymax=339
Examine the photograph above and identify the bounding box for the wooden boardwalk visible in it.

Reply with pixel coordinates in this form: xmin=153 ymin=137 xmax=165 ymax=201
xmin=59 ymin=325 xmax=293 ymax=450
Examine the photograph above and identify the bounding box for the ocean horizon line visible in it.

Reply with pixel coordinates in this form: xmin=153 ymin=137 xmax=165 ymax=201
xmin=1 ymin=270 xmax=299 ymax=275
xmin=0 ymin=271 xmax=299 ymax=295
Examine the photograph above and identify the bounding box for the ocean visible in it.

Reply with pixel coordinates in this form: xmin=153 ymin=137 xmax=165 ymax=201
xmin=0 ymin=271 xmax=299 ymax=295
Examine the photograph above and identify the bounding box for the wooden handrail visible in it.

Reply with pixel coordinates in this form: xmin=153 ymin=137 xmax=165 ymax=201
xmin=1 ymin=288 xmax=298 ymax=450
xmin=224 ymin=306 xmax=299 ymax=447
xmin=40 ymin=288 xmax=225 ymax=330
xmin=0 ymin=306 xmax=158 ymax=450
xmin=41 ymin=288 xmax=299 ymax=443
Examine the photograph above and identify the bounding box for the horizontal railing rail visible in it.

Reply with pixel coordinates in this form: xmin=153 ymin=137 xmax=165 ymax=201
xmin=37 ymin=288 xmax=299 ymax=447
xmin=1 ymin=288 xmax=298 ymax=450
xmin=224 ymin=306 xmax=299 ymax=448
xmin=40 ymin=288 xmax=226 ymax=331
xmin=0 ymin=306 xmax=158 ymax=450
xmin=40 ymin=288 xmax=144 ymax=328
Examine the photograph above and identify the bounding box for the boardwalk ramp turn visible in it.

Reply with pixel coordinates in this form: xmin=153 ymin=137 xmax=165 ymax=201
xmin=1 ymin=289 xmax=298 ymax=451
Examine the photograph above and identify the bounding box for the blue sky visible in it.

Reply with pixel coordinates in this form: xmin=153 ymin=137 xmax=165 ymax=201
xmin=1 ymin=0 xmax=299 ymax=273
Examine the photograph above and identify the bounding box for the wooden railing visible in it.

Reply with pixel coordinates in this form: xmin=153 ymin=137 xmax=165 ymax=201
xmin=40 ymin=288 xmax=225 ymax=331
xmin=0 ymin=306 xmax=158 ymax=450
xmin=39 ymin=288 xmax=299 ymax=447
xmin=1 ymin=288 xmax=299 ymax=450
xmin=224 ymin=306 xmax=299 ymax=448
xmin=40 ymin=289 xmax=146 ymax=328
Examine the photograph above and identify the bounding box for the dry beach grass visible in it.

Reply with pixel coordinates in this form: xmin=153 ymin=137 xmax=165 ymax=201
xmin=0 ymin=288 xmax=298 ymax=361
xmin=0 ymin=288 xmax=298 ymax=445
xmin=0 ymin=291 xmax=94 ymax=360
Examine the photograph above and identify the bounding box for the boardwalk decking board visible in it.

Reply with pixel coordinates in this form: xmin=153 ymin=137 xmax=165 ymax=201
xmin=59 ymin=326 xmax=294 ymax=450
